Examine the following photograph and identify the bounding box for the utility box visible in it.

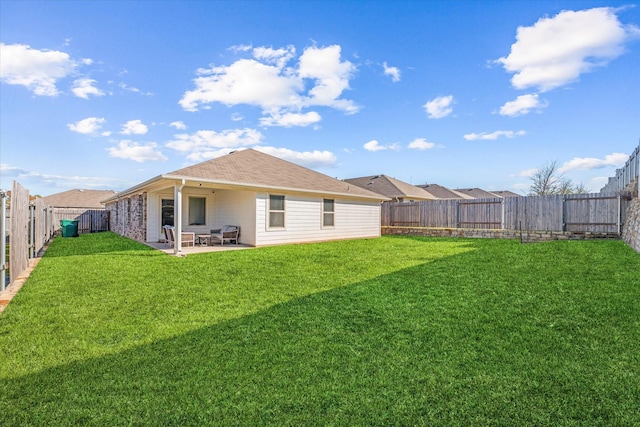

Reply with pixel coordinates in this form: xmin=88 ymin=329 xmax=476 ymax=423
xmin=60 ymin=219 xmax=79 ymax=237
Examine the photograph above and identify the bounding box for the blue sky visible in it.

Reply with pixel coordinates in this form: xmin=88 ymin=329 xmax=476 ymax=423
xmin=1 ymin=0 xmax=639 ymax=197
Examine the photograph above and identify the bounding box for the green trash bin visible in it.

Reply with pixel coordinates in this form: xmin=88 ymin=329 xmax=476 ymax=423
xmin=61 ymin=219 xmax=79 ymax=237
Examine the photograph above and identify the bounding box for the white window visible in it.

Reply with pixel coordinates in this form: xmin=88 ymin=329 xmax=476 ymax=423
xmin=189 ymin=197 xmax=206 ymax=225
xmin=269 ymin=195 xmax=285 ymax=228
xmin=323 ymin=199 xmax=335 ymax=227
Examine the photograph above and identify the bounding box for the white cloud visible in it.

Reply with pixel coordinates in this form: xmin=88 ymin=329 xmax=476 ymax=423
xmin=170 ymin=121 xmax=187 ymax=130
xmin=407 ymin=138 xmax=438 ymax=150
xmin=0 ymin=163 xmax=118 ymax=190
xmin=424 ymin=95 xmax=454 ymax=119
xmin=166 ymin=128 xmax=263 ymax=153
xmin=464 ymin=130 xmax=526 ymax=141
xmin=496 ymin=7 xmax=640 ymax=92
xmin=120 ymin=119 xmax=148 ymax=135
xmin=363 ymin=140 xmax=400 ymax=152
xmin=72 ymin=78 xmax=105 ymax=99
xmin=517 ymin=168 xmax=539 ymax=178
xmin=118 ymin=82 xmax=153 ymax=95
xmin=259 ymin=111 xmax=321 ymax=127
xmin=559 ymin=152 xmax=628 ymax=172
xmin=179 ymin=44 xmax=359 ymax=125
xmin=383 ymin=62 xmax=401 ymax=82
xmin=499 ymin=93 xmax=548 ymax=116
xmin=252 ymin=45 xmax=296 ymax=69
xmin=108 ymin=140 xmax=167 ymax=162
xmin=254 ymin=146 xmax=337 ymax=169
xmin=67 ymin=117 xmax=106 ymax=134
xmin=0 ymin=43 xmax=77 ymax=96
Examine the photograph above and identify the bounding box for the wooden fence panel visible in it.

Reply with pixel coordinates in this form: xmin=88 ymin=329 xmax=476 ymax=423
xmin=382 ymin=193 xmax=626 ymax=233
xmin=458 ymin=198 xmax=502 ymax=229
xmin=50 ymin=209 xmax=109 ymax=234
xmin=420 ymin=200 xmax=458 ymax=227
xmin=10 ymin=181 xmax=29 ymax=287
xmin=33 ymin=197 xmax=46 ymax=256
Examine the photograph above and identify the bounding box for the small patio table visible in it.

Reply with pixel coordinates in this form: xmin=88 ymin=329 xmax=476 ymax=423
xmin=196 ymin=234 xmax=211 ymax=246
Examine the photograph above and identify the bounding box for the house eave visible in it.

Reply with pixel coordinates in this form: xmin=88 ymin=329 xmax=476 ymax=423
xmin=103 ymin=174 xmax=389 ymax=204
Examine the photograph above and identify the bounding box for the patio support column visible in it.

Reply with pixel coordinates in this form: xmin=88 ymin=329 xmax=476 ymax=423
xmin=174 ymin=180 xmax=185 ymax=255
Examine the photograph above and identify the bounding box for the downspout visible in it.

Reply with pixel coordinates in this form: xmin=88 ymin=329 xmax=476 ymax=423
xmin=174 ymin=179 xmax=185 ymax=255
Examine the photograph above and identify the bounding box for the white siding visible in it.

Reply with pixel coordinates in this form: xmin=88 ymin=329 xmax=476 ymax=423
xmin=211 ymin=189 xmax=257 ymax=246
xmin=255 ymin=193 xmax=380 ymax=247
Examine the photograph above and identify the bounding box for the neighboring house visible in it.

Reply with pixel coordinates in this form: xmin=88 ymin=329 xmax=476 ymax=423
xmin=44 ymin=189 xmax=118 ymax=209
xmin=43 ymin=189 xmax=117 ymax=234
xmin=416 ymin=184 xmax=474 ymax=200
xmin=490 ymin=190 xmax=521 ymax=198
xmin=103 ymin=149 xmax=388 ymax=254
xmin=453 ymin=188 xmax=504 ymax=199
xmin=344 ymin=175 xmax=436 ymax=202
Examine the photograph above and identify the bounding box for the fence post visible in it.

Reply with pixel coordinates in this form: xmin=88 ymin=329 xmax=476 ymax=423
xmin=500 ymin=198 xmax=505 ymax=230
xmin=561 ymin=195 xmax=566 ymax=232
xmin=1 ymin=190 xmax=6 ymax=291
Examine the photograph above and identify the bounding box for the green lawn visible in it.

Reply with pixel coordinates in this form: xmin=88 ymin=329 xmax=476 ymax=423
xmin=1 ymin=232 xmax=639 ymax=426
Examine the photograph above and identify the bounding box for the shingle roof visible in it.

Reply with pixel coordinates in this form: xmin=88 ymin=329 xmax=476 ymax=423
xmin=344 ymin=175 xmax=436 ymax=200
xmin=417 ymin=184 xmax=474 ymax=199
xmin=453 ymin=188 xmax=503 ymax=199
xmin=109 ymin=149 xmax=387 ymax=201
xmin=43 ymin=189 xmax=117 ymax=208
xmin=490 ymin=190 xmax=521 ymax=198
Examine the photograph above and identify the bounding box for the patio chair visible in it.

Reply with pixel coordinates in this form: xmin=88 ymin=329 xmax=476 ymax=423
xmin=210 ymin=225 xmax=240 ymax=245
xmin=163 ymin=225 xmax=174 ymax=248
xmin=163 ymin=225 xmax=195 ymax=248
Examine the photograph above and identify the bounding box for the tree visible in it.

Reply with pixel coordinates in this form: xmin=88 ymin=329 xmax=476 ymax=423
xmin=529 ymin=161 xmax=589 ymax=195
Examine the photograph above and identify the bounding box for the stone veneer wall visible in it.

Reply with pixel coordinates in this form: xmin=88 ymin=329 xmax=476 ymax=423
xmin=382 ymin=227 xmax=621 ymax=242
xmin=105 ymin=193 xmax=147 ymax=242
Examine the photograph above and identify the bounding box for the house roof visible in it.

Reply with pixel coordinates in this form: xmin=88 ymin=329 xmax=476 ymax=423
xmin=417 ymin=184 xmax=474 ymax=199
xmin=104 ymin=149 xmax=387 ymax=202
xmin=453 ymin=188 xmax=503 ymax=199
xmin=344 ymin=175 xmax=436 ymax=201
xmin=44 ymin=189 xmax=117 ymax=208
xmin=490 ymin=190 xmax=521 ymax=198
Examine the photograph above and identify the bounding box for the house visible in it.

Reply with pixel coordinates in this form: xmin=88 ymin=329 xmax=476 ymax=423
xmin=43 ymin=189 xmax=117 ymax=234
xmin=416 ymin=184 xmax=474 ymax=200
xmin=344 ymin=175 xmax=436 ymax=202
xmin=44 ymin=189 xmax=118 ymax=209
xmin=103 ymin=149 xmax=388 ymax=254
xmin=453 ymin=188 xmax=504 ymax=199
xmin=490 ymin=190 xmax=521 ymax=198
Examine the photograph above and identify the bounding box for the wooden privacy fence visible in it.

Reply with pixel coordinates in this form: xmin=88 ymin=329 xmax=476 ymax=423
xmin=49 ymin=209 xmax=109 ymax=235
xmin=2 ymin=180 xmax=110 ymax=290
xmin=382 ymin=193 xmax=632 ymax=234
xmin=600 ymin=141 xmax=639 ymax=196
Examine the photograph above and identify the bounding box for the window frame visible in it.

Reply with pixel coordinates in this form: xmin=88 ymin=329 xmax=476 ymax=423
xmin=268 ymin=194 xmax=286 ymax=229
xmin=322 ymin=198 xmax=335 ymax=228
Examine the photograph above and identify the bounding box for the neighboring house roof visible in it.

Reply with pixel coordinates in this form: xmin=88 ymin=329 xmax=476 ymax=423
xmin=453 ymin=188 xmax=503 ymax=199
xmin=44 ymin=189 xmax=118 ymax=208
xmin=104 ymin=149 xmax=388 ymax=203
xmin=490 ymin=190 xmax=521 ymax=198
xmin=416 ymin=184 xmax=474 ymax=199
xmin=344 ymin=175 xmax=436 ymax=201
